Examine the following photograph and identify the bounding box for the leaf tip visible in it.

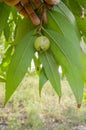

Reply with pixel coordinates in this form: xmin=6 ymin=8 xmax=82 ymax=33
xmin=39 ymin=89 xmax=42 ymax=97
xmin=77 ymin=104 xmax=81 ymax=108
xmin=58 ymin=96 xmax=61 ymax=104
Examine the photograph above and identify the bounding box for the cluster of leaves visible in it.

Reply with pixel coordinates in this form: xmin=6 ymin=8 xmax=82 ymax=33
xmin=0 ymin=1 xmax=86 ymax=107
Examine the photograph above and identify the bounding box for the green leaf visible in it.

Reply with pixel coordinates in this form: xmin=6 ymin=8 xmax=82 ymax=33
xmin=14 ymin=17 xmax=35 ymax=45
xmin=47 ymin=9 xmax=80 ymax=47
xmin=58 ymin=1 xmax=76 ymax=26
xmin=0 ymin=3 xmax=10 ymax=30
xmin=43 ymin=28 xmax=84 ymax=105
xmin=5 ymin=30 xmax=37 ymax=104
xmin=40 ymin=50 xmax=61 ymax=96
xmin=61 ymin=1 xmax=86 ymax=37
xmin=39 ymin=69 xmax=47 ymax=96
xmin=11 ymin=7 xmax=18 ymax=23
xmin=44 ymin=29 xmax=81 ymax=69
xmin=4 ymin=24 xmax=10 ymax=41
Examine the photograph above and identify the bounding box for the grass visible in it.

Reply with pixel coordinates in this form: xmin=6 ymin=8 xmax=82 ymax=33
xmin=0 ymin=74 xmax=86 ymax=130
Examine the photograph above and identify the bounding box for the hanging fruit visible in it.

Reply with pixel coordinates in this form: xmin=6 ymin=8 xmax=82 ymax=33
xmin=34 ymin=36 xmax=50 ymax=52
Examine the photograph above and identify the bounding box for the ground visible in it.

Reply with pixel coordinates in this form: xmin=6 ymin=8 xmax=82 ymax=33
xmin=0 ymin=74 xmax=86 ymax=130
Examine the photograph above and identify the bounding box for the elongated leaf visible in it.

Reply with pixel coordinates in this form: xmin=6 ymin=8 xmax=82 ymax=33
xmin=60 ymin=1 xmax=86 ymax=37
xmin=14 ymin=18 xmax=35 ymax=45
xmin=40 ymin=51 xmax=61 ymax=96
xmin=39 ymin=69 xmax=48 ymax=95
xmin=5 ymin=30 xmax=37 ymax=104
xmin=52 ymin=45 xmax=84 ymax=106
xmin=43 ymin=29 xmax=84 ymax=105
xmin=43 ymin=29 xmax=81 ymax=69
xmin=47 ymin=10 xmax=80 ymax=48
xmin=58 ymin=1 xmax=76 ymax=26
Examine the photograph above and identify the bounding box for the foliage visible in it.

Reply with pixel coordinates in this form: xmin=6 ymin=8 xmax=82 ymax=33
xmin=0 ymin=0 xmax=86 ymax=107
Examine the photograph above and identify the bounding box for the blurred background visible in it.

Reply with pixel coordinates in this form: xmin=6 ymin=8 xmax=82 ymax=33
xmin=0 ymin=73 xmax=86 ymax=130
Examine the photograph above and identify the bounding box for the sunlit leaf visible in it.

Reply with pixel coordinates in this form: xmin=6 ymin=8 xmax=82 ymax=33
xmin=43 ymin=28 xmax=84 ymax=104
xmin=5 ymin=30 xmax=37 ymax=104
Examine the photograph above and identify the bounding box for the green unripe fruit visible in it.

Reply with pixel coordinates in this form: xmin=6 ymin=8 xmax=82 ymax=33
xmin=34 ymin=36 xmax=50 ymax=52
